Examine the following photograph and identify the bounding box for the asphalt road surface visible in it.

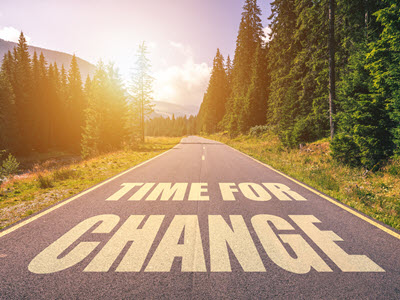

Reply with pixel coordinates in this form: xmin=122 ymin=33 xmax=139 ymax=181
xmin=1 ymin=136 xmax=400 ymax=299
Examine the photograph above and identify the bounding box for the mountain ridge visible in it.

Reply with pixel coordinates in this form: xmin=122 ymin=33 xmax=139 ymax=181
xmin=151 ymin=101 xmax=199 ymax=118
xmin=0 ymin=38 xmax=95 ymax=80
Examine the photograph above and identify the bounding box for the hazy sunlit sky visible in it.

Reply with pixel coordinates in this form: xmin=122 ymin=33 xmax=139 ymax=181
xmin=0 ymin=0 xmax=271 ymax=107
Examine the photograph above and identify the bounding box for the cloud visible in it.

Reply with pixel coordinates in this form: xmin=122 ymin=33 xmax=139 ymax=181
xmin=153 ymin=42 xmax=211 ymax=107
xmin=263 ymin=26 xmax=272 ymax=43
xmin=169 ymin=41 xmax=194 ymax=58
xmin=0 ymin=26 xmax=31 ymax=43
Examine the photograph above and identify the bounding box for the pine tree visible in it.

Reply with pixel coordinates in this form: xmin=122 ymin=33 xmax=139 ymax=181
xmin=36 ymin=52 xmax=50 ymax=151
xmin=242 ymin=44 xmax=269 ymax=132
xmin=266 ymin=0 xmax=332 ymax=146
xmin=223 ymin=0 xmax=265 ymax=135
xmin=129 ymin=42 xmax=154 ymax=143
xmin=225 ymin=55 xmax=233 ymax=88
xmin=331 ymin=44 xmax=393 ymax=168
xmin=0 ymin=65 xmax=17 ymax=151
xmin=81 ymin=64 xmax=100 ymax=159
xmin=367 ymin=0 xmax=400 ymax=157
xmin=66 ymin=54 xmax=85 ymax=152
xmin=197 ymin=49 xmax=229 ymax=133
xmin=13 ymin=32 xmax=33 ymax=153
xmin=81 ymin=62 xmax=128 ymax=158
xmin=330 ymin=0 xmax=390 ymax=168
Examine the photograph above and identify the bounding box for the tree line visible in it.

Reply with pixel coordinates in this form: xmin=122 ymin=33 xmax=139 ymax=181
xmin=197 ymin=0 xmax=400 ymax=169
xmin=146 ymin=115 xmax=197 ymax=137
xmin=0 ymin=34 xmax=154 ymax=158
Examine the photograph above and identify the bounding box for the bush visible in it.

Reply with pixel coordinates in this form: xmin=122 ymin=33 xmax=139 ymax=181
xmin=37 ymin=173 xmax=53 ymax=189
xmin=331 ymin=133 xmax=361 ymax=167
xmin=386 ymin=159 xmax=400 ymax=176
xmin=249 ymin=125 xmax=270 ymax=137
xmin=0 ymin=152 xmax=20 ymax=178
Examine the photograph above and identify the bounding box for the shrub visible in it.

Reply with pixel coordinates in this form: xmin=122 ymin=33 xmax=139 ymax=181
xmin=386 ymin=159 xmax=400 ymax=176
xmin=37 ymin=173 xmax=53 ymax=189
xmin=249 ymin=125 xmax=270 ymax=137
xmin=331 ymin=133 xmax=361 ymax=167
xmin=0 ymin=152 xmax=20 ymax=182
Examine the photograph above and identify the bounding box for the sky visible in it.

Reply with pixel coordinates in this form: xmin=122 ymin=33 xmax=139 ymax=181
xmin=0 ymin=0 xmax=272 ymax=108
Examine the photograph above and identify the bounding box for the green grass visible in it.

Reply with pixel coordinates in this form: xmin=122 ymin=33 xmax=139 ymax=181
xmin=0 ymin=137 xmax=181 ymax=230
xmin=205 ymin=132 xmax=400 ymax=231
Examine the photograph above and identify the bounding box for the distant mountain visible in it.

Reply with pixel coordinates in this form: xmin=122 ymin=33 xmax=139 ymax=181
xmin=0 ymin=38 xmax=95 ymax=80
xmin=151 ymin=101 xmax=199 ymax=118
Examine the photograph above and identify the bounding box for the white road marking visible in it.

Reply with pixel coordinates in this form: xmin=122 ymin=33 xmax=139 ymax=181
xmin=202 ymin=155 xmax=205 ymax=161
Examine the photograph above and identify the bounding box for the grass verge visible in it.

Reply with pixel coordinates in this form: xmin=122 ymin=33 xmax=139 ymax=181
xmin=206 ymin=132 xmax=400 ymax=231
xmin=0 ymin=137 xmax=181 ymax=230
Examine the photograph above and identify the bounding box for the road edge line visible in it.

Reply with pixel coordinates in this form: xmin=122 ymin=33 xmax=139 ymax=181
xmin=225 ymin=144 xmax=400 ymax=241
xmin=0 ymin=145 xmax=177 ymax=239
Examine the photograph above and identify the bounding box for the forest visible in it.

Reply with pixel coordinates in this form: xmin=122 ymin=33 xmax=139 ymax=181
xmin=0 ymin=36 xmax=153 ymax=160
xmin=196 ymin=0 xmax=400 ymax=169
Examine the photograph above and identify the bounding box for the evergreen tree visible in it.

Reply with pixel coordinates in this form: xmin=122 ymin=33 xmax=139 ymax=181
xmin=13 ymin=32 xmax=33 ymax=153
xmin=242 ymin=44 xmax=269 ymax=132
xmin=36 ymin=52 xmax=50 ymax=151
xmin=66 ymin=54 xmax=85 ymax=152
xmin=331 ymin=0 xmax=389 ymax=168
xmin=0 ymin=67 xmax=17 ymax=151
xmin=367 ymin=0 xmax=400 ymax=156
xmin=331 ymin=45 xmax=393 ymax=168
xmin=81 ymin=62 xmax=128 ymax=158
xmin=223 ymin=0 xmax=265 ymax=135
xmin=197 ymin=49 xmax=229 ymax=133
xmin=129 ymin=42 xmax=154 ymax=143
xmin=225 ymin=55 xmax=233 ymax=86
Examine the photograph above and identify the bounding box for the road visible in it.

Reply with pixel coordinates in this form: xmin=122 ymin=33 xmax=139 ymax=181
xmin=1 ymin=136 xmax=400 ymax=299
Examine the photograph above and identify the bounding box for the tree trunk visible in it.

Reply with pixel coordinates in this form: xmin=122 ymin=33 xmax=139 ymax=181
xmin=329 ymin=0 xmax=336 ymax=140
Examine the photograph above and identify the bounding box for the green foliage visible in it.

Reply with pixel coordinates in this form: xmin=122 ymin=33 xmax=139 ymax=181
xmin=197 ymin=49 xmax=229 ymax=133
xmin=146 ymin=115 xmax=197 ymax=137
xmin=0 ymin=32 xmax=139 ymax=160
xmin=0 ymin=153 xmax=20 ymax=179
xmin=367 ymin=1 xmax=400 ymax=155
xmin=332 ymin=0 xmax=398 ymax=169
xmin=12 ymin=32 xmax=34 ymax=153
xmin=242 ymin=45 xmax=269 ymax=132
xmin=222 ymin=0 xmax=267 ymax=135
xmin=0 ymin=68 xmax=17 ymax=151
xmin=331 ymin=134 xmax=361 ymax=167
xmin=52 ymin=168 xmax=78 ymax=181
xmin=37 ymin=173 xmax=53 ymax=189
xmin=267 ymin=0 xmax=331 ymax=147
xmin=249 ymin=125 xmax=270 ymax=137
xmin=386 ymin=159 xmax=400 ymax=176
xmin=81 ymin=62 xmax=129 ymax=159
xmin=129 ymin=42 xmax=155 ymax=143
xmin=65 ymin=54 xmax=85 ymax=153
xmin=0 ymin=32 xmax=88 ymax=155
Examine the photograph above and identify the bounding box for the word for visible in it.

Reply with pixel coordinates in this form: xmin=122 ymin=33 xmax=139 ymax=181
xmin=106 ymin=182 xmax=307 ymax=201
xmin=29 ymin=214 xmax=383 ymax=274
